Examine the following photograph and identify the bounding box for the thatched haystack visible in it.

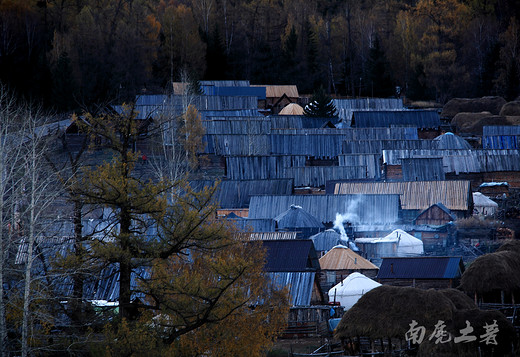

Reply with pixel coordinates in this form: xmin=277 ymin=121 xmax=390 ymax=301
xmin=415 ymin=308 xmax=516 ymax=357
xmin=441 ymin=97 xmax=506 ymax=119
xmin=500 ymin=101 xmax=520 ymax=116
xmin=451 ymin=113 xmax=510 ymax=135
xmin=460 ymin=240 xmax=520 ymax=305
xmin=496 ymin=239 xmax=520 ymax=255
xmin=334 ymin=286 xmax=456 ymax=340
xmin=334 ymin=285 xmax=517 ymax=356
xmin=459 ymin=250 xmax=520 ymax=294
xmin=439 ymin=288 xmax=478 ymax=310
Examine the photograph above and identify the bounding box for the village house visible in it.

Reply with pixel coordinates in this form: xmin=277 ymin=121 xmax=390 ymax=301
xmin=376 ymin=256 xmax=465 ymax=289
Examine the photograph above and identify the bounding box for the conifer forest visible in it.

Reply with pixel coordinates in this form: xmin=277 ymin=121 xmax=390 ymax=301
xmin=1 ymin=0 xmax=520 ymax=110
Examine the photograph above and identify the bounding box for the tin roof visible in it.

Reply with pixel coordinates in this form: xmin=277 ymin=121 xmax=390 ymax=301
xmin=351 ymin=110 xmax=440 ymax=129
xmin=377 ymin=256 xmax=464 ymax=279
xmin=262 ymin=239 xmax=320 ymax=272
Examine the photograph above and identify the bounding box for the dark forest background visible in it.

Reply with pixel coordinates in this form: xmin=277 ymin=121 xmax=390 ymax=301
xmin=2 ymin=0 xmax=520 ymax=112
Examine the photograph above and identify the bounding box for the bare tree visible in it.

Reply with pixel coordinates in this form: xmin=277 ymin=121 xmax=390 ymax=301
xmin=0 ymin=86 xmax=28 ymax=357
xmin=10 ymin=111 xmax=63 ymax=357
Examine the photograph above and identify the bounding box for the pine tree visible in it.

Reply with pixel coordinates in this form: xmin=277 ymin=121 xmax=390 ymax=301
xmin=74 ymin=104 xmax=289 ymax=353
xmin=304 ymin=86 xmax=338 ymax=117
xmin=365 ymin=35 xmax=394 ymax=97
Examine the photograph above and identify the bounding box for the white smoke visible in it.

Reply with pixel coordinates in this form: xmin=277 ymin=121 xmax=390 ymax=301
xmin=333 ymin=197 xmax=362 ymax=251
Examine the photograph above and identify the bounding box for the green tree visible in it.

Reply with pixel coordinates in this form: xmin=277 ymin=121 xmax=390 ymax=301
xmin=304 ymin=86 xmax=338 ymax=117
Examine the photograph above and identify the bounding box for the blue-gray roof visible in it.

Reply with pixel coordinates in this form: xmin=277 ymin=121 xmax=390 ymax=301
xmin=483 ymin=126 xmax=520 ymax=149
xmin=262 ymin=239 xmax=320 ymax=272
xmin=333 ymin=98 xmax=404 ymax=125
xmin=352 ymin=110 xmax=440 ymax=129
xmin=309 ymin=229 xmax=347 ymax=252
xmin=269 ymin=115 xmax=339 ymax=129
xmin=202 ymin=118 xmax=271 ymax=134
xmin=274 ymin=205 xmax=324 ymax=229
xmin=202 ymin=86 xmax=266 ymax=99
xmin=267 ymin=272 xmax=316 ymax=306
xmin=433 ymin=132 xmax=472 ymax=150
xmin=377 ymin=256 xmax=464 ymax=279
xmin=248 ymin=194 xmax=400 ymax=225
xmin=190 ymin=179 xmax=293 ymax=208
xmin=401 ymin=158 xmax=445 ymax=181
xmin=224 ymin=156 xmax=306 ymax=180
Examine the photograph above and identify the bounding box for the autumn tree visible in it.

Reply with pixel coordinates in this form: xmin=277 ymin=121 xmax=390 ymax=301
xmin=497 ymin=17 xmax=520 ymax=100
xmin=74 ymin=104 xmax=288 ymax=353
xmin=413 ymin=0 xmax=472 ymax=102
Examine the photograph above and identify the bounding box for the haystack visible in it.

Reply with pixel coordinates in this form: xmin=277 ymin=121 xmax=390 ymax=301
xmin=499 ymin=100 xmax=520 ymax=116
xmin=334 ymin=286 xmax=456 ymax=340
xmin=439 ymin=288 xmax=477 ymax=310
xmin=496 ymin=239 xmax=520 ymax=255
xmin=451 ymin=113 xmax=509 ymax=135
xmin=416 ymin=308 xmax=516 ymax=357
xmin=334 ymin=285 xmax=517 ymax=356
xmin=441 ymin=96 xmax=506 ymax=119
xmin=459 ymin=250 xmax=520 ymax=294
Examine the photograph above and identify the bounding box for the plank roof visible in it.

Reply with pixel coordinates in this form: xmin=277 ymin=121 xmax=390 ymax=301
xmin=225 ymin=155 xmax=306 ymax=180
xmin=342 ymin=139 xmax=434 ymax=154
xmin=251 ymin=84 xmax=299 ymax=98
xmin=202 ymin=119 xmax=271 ymax=134
xmin=274 ymin=205 xmax=324 ymax=229
xmin=203 ymin=134 xmax=270 ymax=155
xmin=190 ymin=179 xmax=293 ymax=208
xmin=248 ymin=194 xmax=400 ymax=225
xmin=267 ymin=272 xmax=316 ymax=306
xmin=319 ymin=246 xmax=378 ymax=270
xmin=262 ymin=239 xmax=320 ymax=272
xmin=270 ymin=115 xmax=339 ymax=129
xmin=433 ymin=132 xmax=472 ymax=150
xmin=333 ymin=181 xmax=471 ymax=211
xmin=309 ymin=229 xmax=347 ymax=252
xmin=351 ymin=110 xmax=440 ymax=129
xmin=377 ymin=256 xmax=464 ymax=279
xmin=270 ymin=127 xmax=418 ymax=140
xmin=383 ymin=149 xmax=520 ymax=173
xmin=333 ymin=98 xmax=404 ymax=125
xmin=401 ymin=158 xmax=445 ymax=181
xmin=483 ymin=126 xmax=520 ymax=149
xmin=285 ymin=166 xmax=375 ymax=187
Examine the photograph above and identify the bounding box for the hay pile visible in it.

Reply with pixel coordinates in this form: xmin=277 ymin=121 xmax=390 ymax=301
xmin=459 ymin=240 xmax=520 ymax=295
xmin=441 ymin=97 xmax=506 ymax=119
xmin=451 ymin=113 xmax=510 ymax=135
xmin=334 ymin=285 xmax=517 ymax=356
xmin=500 ymin=101 xmax=520 ymax=116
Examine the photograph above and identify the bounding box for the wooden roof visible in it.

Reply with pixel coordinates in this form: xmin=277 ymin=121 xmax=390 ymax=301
xmin=333 ymin=181 xmax=472 ymax=211
xmin=279 ymin=103 xmax=304 ymax=115
xmin=252 ymin=85 xmax=299 ymax=98
xmin=319 ymin=247 xmax=378 ymax=270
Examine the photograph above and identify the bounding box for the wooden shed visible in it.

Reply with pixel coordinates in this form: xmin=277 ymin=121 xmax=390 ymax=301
xmin=376 ymin=256 xmax=465 ymax=289
xmin=252 ymin=85 xmax=299 ymax=114
xmin=414 ymin=202 xmax=456 ymax=226
xmin=333 ymin=180 xmax=473 ymax=222
xmin=318 ymin=246 xmax=379 ymax=296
